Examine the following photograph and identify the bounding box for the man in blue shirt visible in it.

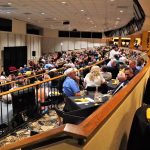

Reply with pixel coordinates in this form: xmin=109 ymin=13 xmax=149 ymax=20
xmin=63 ymin=68 xmax=81 ymax=97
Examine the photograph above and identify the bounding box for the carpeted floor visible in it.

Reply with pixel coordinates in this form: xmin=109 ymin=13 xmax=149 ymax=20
xmin=0 ymin=103 xmax=65 ymax=147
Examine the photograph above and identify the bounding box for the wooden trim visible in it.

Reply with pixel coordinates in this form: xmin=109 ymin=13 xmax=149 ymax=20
xmin=0 ymin=67 xmax=65 ymax=87
xmin=0 ymin=74 xmax=65 ymax=96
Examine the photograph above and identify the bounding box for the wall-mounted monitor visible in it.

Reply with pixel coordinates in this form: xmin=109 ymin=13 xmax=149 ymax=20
xmin=92 ymin=32 xmax=102 ymax=38
xmin=0 ymin=17 xmax=12 ymax=32
xmin=81 ymin=32 xmax=92 ymax=38
xmin=59 ymin=31 xmax=69 ymax=37
xmin=70 ymin=31 xmax=80 ymax=38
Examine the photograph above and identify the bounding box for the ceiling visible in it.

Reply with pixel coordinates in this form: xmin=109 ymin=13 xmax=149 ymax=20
xmin=0 ymin=0 xmax=134 ymax=32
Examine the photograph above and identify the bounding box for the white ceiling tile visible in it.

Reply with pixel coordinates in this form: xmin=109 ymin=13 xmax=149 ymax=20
xmin=0 ymin=0 xmax=133 ymax=32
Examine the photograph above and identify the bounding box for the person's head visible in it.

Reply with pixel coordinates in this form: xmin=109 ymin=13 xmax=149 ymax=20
xmin=111 ymin=59 xmax=117 ymax=67
xmin=17 ymin=77 xmax=25 ymax=86
xmin=89 ymin=65 xmax=101 ymax=81
xmin=117 ymin=72 xmax=126 ymax=82
xmin=91 ymin=65 xmax=100 ymax=72
xmin=124 ymin=67 xmax=134 ymax=80
xmin=64 ymin=68 xmax=77 ymax=80
xmin=43 ymin=74 xmax=50 ymax=80
xmin=0 ymin=76 xmax=6 ymax=82
xmin=129 ymin=60 xmax=136 ymax=69
xmin=101 ymin=65 xmax=108 ymax=72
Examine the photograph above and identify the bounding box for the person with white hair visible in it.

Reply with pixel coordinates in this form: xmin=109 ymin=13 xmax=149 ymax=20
xmin=63 ymin=68 xmax=81 ymax=97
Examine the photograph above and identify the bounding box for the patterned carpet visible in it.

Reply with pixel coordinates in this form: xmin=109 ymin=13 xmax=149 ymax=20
xmin=0 ymin=103 xmax=65 ymax=147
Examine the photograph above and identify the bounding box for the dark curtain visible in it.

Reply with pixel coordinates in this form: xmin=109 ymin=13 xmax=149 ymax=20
xmin=4 ymin=46 xmax=27 ymax=75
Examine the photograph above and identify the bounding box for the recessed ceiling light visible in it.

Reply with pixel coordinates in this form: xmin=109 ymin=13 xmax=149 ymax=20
xmin=81 ymin=9 xmax=84 ymax=12
xmin=116 ymin=17 xmax=120 ymax=20
xmin=41 ymin=12 xmax=45 ymax=15
xmin=6 ymin=11 xmax=11 ymax=14
xmin=110 ymin=0 xmax=115 ymax=1
xmin=120 ymin=10 xmax=123 ymax=13
xmin=61 ymin=1 xmax=66 ymax=4
xmin=87 ymin=17 xmax=90 ymax=20
xmin=8 ymin=2 xmax=12 ymax=5
xmin=28 ymin=17 xmax=31 ymax=20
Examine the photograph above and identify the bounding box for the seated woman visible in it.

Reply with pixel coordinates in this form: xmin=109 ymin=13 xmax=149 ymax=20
xmin=84 ymin=65 xmax=106 ymax=90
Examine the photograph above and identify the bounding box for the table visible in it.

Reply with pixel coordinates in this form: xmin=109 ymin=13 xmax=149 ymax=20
xmin=64 ymin=92 xmax=111 ymax=112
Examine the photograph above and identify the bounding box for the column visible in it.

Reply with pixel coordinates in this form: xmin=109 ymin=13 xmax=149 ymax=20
xmin=129 ymin=36 xmax=135 ymax=49
xmin=118 ymin=37 xmax=122 ymax=47
xmin=141 ymin=31 xmax=148 ymax=51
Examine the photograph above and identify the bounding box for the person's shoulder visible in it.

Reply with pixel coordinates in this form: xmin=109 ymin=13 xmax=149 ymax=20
xmin=64 ymin=77 xmax=73 ymax=82
xmin=85 ymin=73 xmax=90 ymax=77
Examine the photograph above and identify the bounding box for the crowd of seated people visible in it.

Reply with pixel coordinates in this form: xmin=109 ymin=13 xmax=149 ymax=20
xmin=0 ymin=46 xmax=146 ymax=106
xmin=0 ymin=47 xmax=108 ymax=89
xmin=61 ymin=47 xmax=146 ymax=106
xmin=0 ymin=45 xmax=147 ymax=144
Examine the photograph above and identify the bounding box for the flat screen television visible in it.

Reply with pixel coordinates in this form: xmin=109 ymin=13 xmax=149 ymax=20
xmin=0 ymin=17 xmax=12 ymax=32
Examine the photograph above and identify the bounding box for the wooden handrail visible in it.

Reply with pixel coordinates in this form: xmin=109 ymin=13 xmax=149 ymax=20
xmin=0 ymin=60 xmax=104 ymax=96
xmin=1 ymin=60 xmax=149 ymax=150
xmin=0 ymin=74 xmax=65 ymax=96
xmin=0 ymin=60 xmax=103 ymax=88
xmin=0 ymin=67 xmax=65 ymax=88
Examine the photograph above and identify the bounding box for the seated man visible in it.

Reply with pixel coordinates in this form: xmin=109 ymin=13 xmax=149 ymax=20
xmin=112 ymin=67 xmax=134 ymax=95
xmin=63 ymin=68 xmax=81 ymax=97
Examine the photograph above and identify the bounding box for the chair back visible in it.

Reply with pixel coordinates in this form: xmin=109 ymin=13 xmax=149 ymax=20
xmin=54 ymin=107 xmax=85 ymax=124
xmin=54 ymin=105 xmax=99 ymax=125
xmin=86 ymin=84 xmax=108 ymax=94
xmin=11 ymin=87 xmax=37 ymax=117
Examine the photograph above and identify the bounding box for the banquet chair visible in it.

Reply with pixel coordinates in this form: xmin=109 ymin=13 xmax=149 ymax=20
xmin=54 ymin=106 xmax=99 ymax=125
xmin=86 ymin=83 xmax=108 ymax=94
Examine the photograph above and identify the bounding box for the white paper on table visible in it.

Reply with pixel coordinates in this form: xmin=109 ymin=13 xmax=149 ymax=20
xmin=75 ymin=97 xmax=94 ymax=104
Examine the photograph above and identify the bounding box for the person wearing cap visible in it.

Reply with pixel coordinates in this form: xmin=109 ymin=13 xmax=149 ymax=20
xmin=63 ymin=68 xmax=81 ymax=97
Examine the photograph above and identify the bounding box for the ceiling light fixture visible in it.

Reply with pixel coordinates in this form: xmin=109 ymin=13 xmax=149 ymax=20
xmin=110 ymin=0 xmax=115 ymax=2
xmin=61 ymin=2 xmax=66 ymax=4
xmin=41 ymin=12 xmax=45 ymax=15
xmin=120 ymin=10 xmax=123 ymax=13
xmin=6 ymin=11 xmax=11 ymax=14
xmin=8 ymin=2 xmax=12 ymax=5
xmin=81 ymin=9 xmax=84 ymax=12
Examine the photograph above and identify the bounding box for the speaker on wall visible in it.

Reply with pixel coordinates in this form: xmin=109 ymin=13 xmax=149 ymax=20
xmin=32 ymin=51 xmax=36 ymax=57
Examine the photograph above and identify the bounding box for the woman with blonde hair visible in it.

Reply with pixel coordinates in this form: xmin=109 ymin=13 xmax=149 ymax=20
xmin=84 ymin=65 xmax=106 ymax=88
